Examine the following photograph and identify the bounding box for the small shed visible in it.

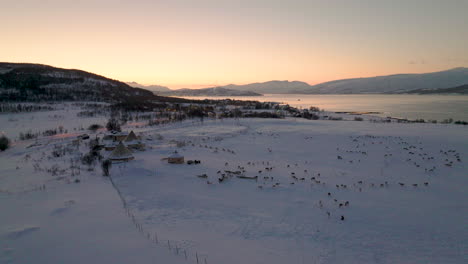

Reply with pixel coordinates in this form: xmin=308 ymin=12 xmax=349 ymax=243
xmin=125 ymin=130 xmax=138 ymax=141
xmin=168 ymin=151 xmax=184 ymax=164
xmin=104 ymin=131 xmax=129 ymax=142
xmin=109 ymin=142 xmax=134 ymax=162
xmin=124 ymin=131 xmax=145 ymax=150
xmin=104 ymin=141 xmax=118 ymax=151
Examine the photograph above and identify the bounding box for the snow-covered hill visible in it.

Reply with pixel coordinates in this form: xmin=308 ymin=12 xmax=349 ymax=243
xmin=198 ymin=68 xmax=468 ymax=94
xmin=0 ymin=63 xmax=183 ymax=103
xmin=126 ymin=82 xmax=171 ymax=93
xmin=160 ymin=87 xmax=262 ymax=96
xmin=221 ymin=80 xmax=312 ymax=94
xmin=295 ymin=67 xmax=468 ymax=94
xmin=404 ymin=83 xmax=468 ymax=94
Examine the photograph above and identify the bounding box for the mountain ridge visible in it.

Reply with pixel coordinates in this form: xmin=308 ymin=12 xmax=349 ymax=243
xmin=125 ymin=82 xmax=171 ymax=92
xmin=222 ymin=80 xmax=311 ymax=94
xmin=159 ymin=87 xmax=262 ymax=97
xmin=402 ymin=83 xmax=468 ymax=94
xmin=294 ymin=67 xmax=468 ymax=94
xmin=0 ymin=62 xmax=187 ymax=103
xmin=191 ymin=67 xmax=468 ymax=94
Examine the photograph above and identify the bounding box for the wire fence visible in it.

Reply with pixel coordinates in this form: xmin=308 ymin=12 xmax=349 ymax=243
xmin=108 ymin=169 xmax=209 ymax=264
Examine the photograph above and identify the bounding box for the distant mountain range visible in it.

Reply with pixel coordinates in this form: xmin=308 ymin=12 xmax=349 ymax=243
xmin=159 ymin=87 xmax=262 ymax=97
xmin=295 ymin=67 xmax=468 ymax=94
xmin=193 ymin=68 xmax=468 ymax=94
xmin=221 ymin=81 xmax=312 ymax=94
xmin=403 ymin=84 xmax=468 ymax=94
xmin=2 ymin=63 xmax=467 ymax=103
xmin=126 ymin=82 xmax=262 ymax=96
xmin=0 ymin=63 xmax=187 ymax=102
xmin=126 ymin=82 xmax=171 ymax=92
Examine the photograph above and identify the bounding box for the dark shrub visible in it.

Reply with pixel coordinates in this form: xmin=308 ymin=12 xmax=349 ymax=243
xmin=441 ymin=118 xmax=453 ymax=124
xmin=101 ymin=159 xmax=112 ymax=176
xmin=302 ymin=112 xmax=319 ymax=120
xmin=19 ymin=130 xmax=37 ymax=140
xmin=309 ymin=106 xmax=321 ymax=112
xmin=42 ymin=128 xmax=58 ymax=136
xmin=0 ymin=135 xmax=10 ymax=151
xmin=81 ymin=153 xmax=96 ymax=166
xmin=88 ymin=124 xmax=103 ymax=132
xmin=106 ymin=118 xmax=121 ymax=132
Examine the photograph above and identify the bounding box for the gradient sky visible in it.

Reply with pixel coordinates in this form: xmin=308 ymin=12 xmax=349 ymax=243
xmin=2 ymin=0 xmax=468 ymax=88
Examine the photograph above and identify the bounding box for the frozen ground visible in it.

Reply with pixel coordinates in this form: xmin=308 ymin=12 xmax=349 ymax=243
xmin=1 ymin=106 xmax=467 ymax=264
xmin=0 ymin=103 xmax=108 ymax=140
xmin=114 ymin=118 xmax=468 ymax=264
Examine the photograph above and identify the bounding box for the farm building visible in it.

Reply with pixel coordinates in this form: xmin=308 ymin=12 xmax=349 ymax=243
xmin=103 ymin=131 xmax=129 ymax=142
xmin=124 ymin=131 xmax=145 ymax=150
xmin=103 ymin=141 xmax=118 ymax=151
xmin=168 ymin=151 xmax=184 ymax=164
xmin=109 ymin=142 xmax=134 ymax=162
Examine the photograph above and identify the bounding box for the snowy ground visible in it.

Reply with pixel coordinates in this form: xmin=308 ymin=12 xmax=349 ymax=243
xmin=0 ymin=103 xmax=108 ymax=141
xmin=1 ymin=106 xmax=467 ymax=264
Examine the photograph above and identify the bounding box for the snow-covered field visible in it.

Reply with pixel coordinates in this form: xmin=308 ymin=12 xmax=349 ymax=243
xmin=1 ymin=106 xmax=467 ymax=264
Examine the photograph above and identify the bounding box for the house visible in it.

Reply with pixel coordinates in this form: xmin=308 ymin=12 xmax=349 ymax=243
xmin=168 ymin=151 xmax=184 ymax=164
xmin=103 ymin=131 xmax=129 ymax=142
xmin=125 ymin=130 xmax=138 ymax=141
xmin=102 ymin=131 xmax=132 ymax=151
xmin=124 ymin=130 xmax=145 ymax=150
xmin=103 ymin=140 xmax=118 ymax=151
xmin=109 ymin=142 xmax=134 ymax=162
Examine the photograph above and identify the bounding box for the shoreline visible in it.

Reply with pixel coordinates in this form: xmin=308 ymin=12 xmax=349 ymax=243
xmin=176 ymin=94 xmax=468 ymax=122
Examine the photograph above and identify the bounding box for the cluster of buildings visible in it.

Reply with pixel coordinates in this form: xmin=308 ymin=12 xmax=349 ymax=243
xmin=102 ymin=130 xmax=144 ymax=162
xmin=101 ymin=130 xmax=185 ymax=164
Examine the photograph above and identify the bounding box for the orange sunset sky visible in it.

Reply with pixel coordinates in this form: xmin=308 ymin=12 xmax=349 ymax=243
xmin=2 ymin=0 xmax=468 ymax=89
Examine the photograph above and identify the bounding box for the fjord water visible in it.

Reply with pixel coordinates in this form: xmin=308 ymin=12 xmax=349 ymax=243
xmin=181 ymin=94 xmax=468 ymax=121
